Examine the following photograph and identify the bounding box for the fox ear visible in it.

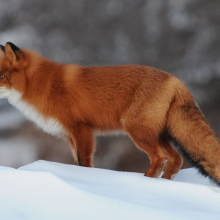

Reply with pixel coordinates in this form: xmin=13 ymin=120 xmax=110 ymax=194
xmin=5 ymin=42 xmax=22 ymax=63
xmin=0 ymin=45 xmax=5 ymax=57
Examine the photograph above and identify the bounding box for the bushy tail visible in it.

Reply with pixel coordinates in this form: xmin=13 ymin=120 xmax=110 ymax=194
xmin=166 ymin=83 xmax=220 ymax=186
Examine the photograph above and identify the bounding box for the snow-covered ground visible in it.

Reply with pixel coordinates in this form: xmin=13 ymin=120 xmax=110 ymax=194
xmin=0 ymin=160 xmax=219 ymax=220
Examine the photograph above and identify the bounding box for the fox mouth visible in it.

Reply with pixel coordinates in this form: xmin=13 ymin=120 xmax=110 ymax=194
xmin=0 ymin=87 xmax=10 ymax=98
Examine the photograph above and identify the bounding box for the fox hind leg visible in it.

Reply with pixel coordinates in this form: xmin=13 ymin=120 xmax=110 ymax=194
xmin=124 ymin=124 xmax=168 ymax=178
xmin=159 ymin=135 xmax=183 ymax=179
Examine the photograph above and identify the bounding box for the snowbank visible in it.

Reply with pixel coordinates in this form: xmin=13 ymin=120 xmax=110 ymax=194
xmin=0 ymin=160 xmax=219 ymax=220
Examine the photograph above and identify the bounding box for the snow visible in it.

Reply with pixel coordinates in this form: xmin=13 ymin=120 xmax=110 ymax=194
xmin=0 ymin=160 xmax=219 ymax=220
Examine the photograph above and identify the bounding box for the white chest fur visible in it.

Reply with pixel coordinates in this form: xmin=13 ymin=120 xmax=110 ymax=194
xmin=7 ymin=89 xmax=65 ymax=137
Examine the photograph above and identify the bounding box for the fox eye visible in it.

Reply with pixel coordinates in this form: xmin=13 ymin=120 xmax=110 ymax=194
xmin=0 ymin=74 xmax=4 ymax=79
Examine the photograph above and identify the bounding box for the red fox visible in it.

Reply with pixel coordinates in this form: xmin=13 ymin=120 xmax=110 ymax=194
xmin=0 ymin=42 xmax=220 ymax=185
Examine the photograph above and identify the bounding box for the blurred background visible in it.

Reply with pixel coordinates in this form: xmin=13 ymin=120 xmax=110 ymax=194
xmin=0 ymin=0 xmax=220 ymax=173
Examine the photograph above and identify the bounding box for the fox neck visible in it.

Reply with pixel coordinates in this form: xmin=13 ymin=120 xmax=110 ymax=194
xmin=7 ymin=57 xmax=67 ymax=137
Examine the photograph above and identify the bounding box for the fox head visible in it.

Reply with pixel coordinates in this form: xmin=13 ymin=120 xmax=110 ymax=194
xmin=0 ymin=42 xmax=29 ymax=99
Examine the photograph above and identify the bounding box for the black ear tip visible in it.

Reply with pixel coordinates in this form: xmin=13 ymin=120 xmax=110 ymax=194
xmin=0 ymin=45 xmax=5 ymax=52
xmin=6 ymin=42 xmax=15 ymax=46
xmin=6 ymin=42 xmax=21 ymax=53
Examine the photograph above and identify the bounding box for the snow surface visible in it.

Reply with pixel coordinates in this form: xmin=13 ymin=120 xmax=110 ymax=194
xmin=0 ymin=160 xmax=219 ymax=220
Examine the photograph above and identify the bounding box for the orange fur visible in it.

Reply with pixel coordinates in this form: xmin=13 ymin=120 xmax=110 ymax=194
xmin=0 ymin=42 xmax=220 ymax=185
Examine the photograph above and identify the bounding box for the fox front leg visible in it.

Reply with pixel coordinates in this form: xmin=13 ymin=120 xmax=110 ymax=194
xmin=68 ymin=123 xmax=95 ymax=167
